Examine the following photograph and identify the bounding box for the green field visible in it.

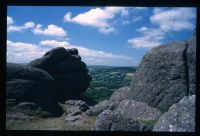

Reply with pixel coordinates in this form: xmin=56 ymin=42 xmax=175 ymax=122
xmin=81 ymin=65 xmax=137 ymax=102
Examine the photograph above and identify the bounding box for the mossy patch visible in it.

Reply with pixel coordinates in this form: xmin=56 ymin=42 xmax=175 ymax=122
xmin=139 ymin=120 xmax=157 ymax=130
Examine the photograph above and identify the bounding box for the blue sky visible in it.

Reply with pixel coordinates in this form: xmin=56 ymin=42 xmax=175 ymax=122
xmin=7 ymin=6 xmax=196 ymax=66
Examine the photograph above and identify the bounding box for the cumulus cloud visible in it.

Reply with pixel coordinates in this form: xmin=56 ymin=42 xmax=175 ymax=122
xmin=7 ymin=21 xmax=35 ymax=32
xmin=128 ymin=27 xmax=164 ymax=48
xmin=64 ymin=7 xmax=128 ymax=34
xmin=7 ymin=16 xmax=14 ymax=25
xmin=128 ymin=7 xmax=196 ymax=49
xmin=7 ymin=39 xmax=131 ymax=63
xmin=33 ymin=24 xmax=67 ymax=36
xmin=150 ymin=8 xmax=196 ymax=31
xmin=40 ymin=40 xmax=131 ymax=60
xmin=40 ymin=40 xmax=70 ymax=48
xmin=132 ymin=16 xmax=142 ymax=22
xmin=7 ymin=40 xmax=48 ymax=63
xmin=134 ymin=7 xmax=147 ymax=10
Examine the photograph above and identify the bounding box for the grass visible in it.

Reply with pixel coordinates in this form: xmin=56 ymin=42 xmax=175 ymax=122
xmin=6 ymin=103 xmax=97 ymax=130
xmin=139 ymin=120 xmax=157 ymax=130
xmin=6 ymin=105 xmax=52 ymax=118
xmin=158 ymin=107 xmax=168 ymax=113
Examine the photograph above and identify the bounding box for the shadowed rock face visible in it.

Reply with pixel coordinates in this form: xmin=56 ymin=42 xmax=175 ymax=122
xmin=129 ymin=38 xmax=196 ymax=111
xmin=28 ymin=47 xmax=91 ymax=101
xmin=7 ymin=47 xmax=92 ymax=116
xmin=7 ymin=63 xmax=54 ymax=81
xmin=186 ymin=37 xmax=196 ymax=95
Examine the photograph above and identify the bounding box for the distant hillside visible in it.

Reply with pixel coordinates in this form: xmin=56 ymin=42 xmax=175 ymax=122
xmin=81 ymin=65 xmax=137 ymax=102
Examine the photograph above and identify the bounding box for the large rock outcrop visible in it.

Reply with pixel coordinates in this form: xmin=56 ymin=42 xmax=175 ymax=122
xmin=153 ymin=95 xmax=195 ymax=132
xmin=7 ymin=47 xmax=92 ymax=116
xmin=129 ymin=38 xmax=196 ymax=111
xmin=28 ymin=47 xmax=91 ymax=101
xmin=93 ymin=37 xmax=196 ymax=131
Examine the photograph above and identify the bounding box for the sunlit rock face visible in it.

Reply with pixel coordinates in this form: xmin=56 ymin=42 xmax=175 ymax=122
xmin=153 ymin=95 xmax=195 ymax=132
xmin=129 ymin=37 xmax=196 ymax=111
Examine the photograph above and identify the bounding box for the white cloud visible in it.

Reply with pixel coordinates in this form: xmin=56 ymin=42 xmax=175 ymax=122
xmin=33 ymin=24 xmax=67 ymax=36
xmin=128 ymin=35 xmax=162 ymax=48
xmin=150 ymin=8 xmax=196 ymax=31
xmin=7 ymin=22 xmax=35 ymax=32
xmin=64 ymin=7 xmax=128 ymax=34
xmin=39 ymin=40 xmax=131 ymax=60
xmin=132 ymin=16 xmax=142 ymax=22
xmin=84 ymin=57 xmax=104 ymax=62
xmin=99 ymin=27 xmax=115 ymax=34
xmin=134 ymin=7 xmax=147 ymax=10
xmin=7 ymin=39 xmax=131 ymax=64
xmin=7 ymin=16 xmax=14 ymax=25
xmin=7 ymin=40 xmax=48 ymax=63
xmin=122 ymin=20 xmax=130 ymax=25
xmin=40 ymin=40 xmax=70 ymax=48
xmin=128 ymin=8 xmax=196 ymax=49
xmin=128 ymin=27 xmax=165 ymax=48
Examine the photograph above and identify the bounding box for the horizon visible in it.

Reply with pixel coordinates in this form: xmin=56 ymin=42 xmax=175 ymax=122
xmin=7 ymin=6 xmax=196 ymax=66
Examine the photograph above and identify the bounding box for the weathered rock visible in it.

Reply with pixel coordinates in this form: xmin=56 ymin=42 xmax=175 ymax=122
xmin=110 ymin=112 xmax=149 ymax=131
xmin=95 ymin=99 xmax=161 ymax=131
xmin=65 ymin=48 xmax=79 ymax=56
xmin=6 ymin=79 xmax=64 ymax=116
xmin=66 ymin=107 xmax=82 ymax=116
xmin=186 ymin=37 xmax=196 ymax=95
xmin=65 ymin=100 xmax=87 ymax=106
xmin=28 ymin=47 xmax=91 ymax=100
xmin=15 ymin=102 xmax=40 ymax=110
xmin=95 ymin=110 xmax=148 ymax=131
xmin=53 ymin=73 xmax=91 ymax=90
xmin=95 ymin=110 xmax=114 ymax=131
xmin=53 ymin=77 xmax=91 ymax=101
xmin=113 ymin=99 xmax=161 ymax=121
xmin=6 ymin=112 xmax=34 ymax=120
xmin=6 ymin=79 xmax=55 ymax=103
xmin=65 ymin=100 xmax=89 ymax=111
xmin=7 ymin=63 xmax=53 ymax=81
xmin=85 ymin=100 xmax=109 ymax=116
xmin=130 ymin=41 xmax=189 ymax=111
xmin=69 ymin=55 xmax=81 ymax=60
xmin=28 ymin=47 xmax=67 ymax=71
xmin=109 ymin=87 xmax=133 ymax=102
xmin=7 ymin=47 xmax=91 ymax=116
xmin=153 ymin=95 xmax=195 ymax=132
xmin=65 ymin=115 xmax=88 ymax=127
xmin=49 ymin=59 xmax=88 ymax=74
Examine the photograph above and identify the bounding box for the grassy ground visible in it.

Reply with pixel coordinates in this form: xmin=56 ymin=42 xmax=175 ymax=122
xmin=6 ymin=115 xmax=96 ymax=130
xmin=6 ymin=103 xmax=97 ymax=130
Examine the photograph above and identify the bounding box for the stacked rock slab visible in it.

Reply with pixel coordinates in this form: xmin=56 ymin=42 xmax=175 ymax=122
xmin=28 ymin=47 xmax=92 ymax=101
xmin=7 ymin=47 xmax=91 ymax=116
xmin=129 ymin=38 xmax=196 ymax=111
xmin=6 ymin=63 xmax=63 ymax=116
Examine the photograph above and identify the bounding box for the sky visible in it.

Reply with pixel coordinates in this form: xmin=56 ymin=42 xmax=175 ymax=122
xmin=7 ymin=6 xmax=196 ymax=66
